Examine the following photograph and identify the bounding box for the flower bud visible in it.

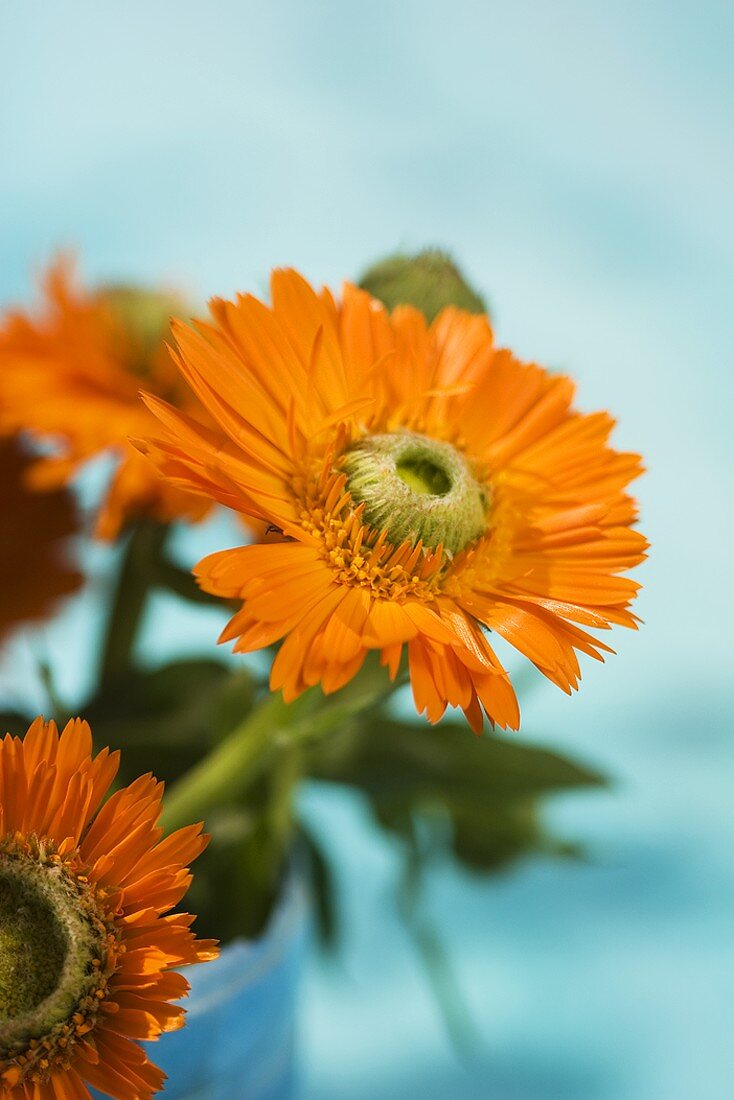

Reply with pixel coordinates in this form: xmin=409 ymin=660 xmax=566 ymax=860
xmin=358 ymin=249 xmax=486 ymax=320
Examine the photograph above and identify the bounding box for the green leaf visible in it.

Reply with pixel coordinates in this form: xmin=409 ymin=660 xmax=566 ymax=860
xmin=307 ymin=713 xmax=606 ymax=876
xmin=84 ymin=658 xmax=256 ymax=787
xmin=309 ymin=713 xmax=607 ymax=801
xmin=152 ymin=557 xmax=233 ymax=608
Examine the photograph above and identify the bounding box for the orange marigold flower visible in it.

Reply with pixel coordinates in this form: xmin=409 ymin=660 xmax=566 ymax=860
xmin=0 ymin=717 xmax=217 ymax=1099
xmin=0 ymin=258 xmax=213 ymax=540
xmin=1 ymin=437 xmax=82 ymax=646
xmin=137 ymin=270 xmax=647 ymax=732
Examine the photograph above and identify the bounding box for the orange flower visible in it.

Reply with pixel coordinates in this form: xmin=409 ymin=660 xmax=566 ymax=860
xmin=0 ymin=717 xmax=217 ymax=1099
xmin=0 ymin=437 xmax=82 ymax=646
xmin=0 ymin=258 xmax=212 ymax=540
xmin=137 ymin=270 xmax=647 ymax=732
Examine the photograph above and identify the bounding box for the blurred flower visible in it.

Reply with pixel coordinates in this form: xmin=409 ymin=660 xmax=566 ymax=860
xmin=0 ymin=257 xmax=212 ymax=539
xmin=0 ymin=716 xmax=217 ymax=1098
xmin=137 ymin=269 xmax=646 ymax=731
xmin=0 ymin=437 xmax=82 ymax=646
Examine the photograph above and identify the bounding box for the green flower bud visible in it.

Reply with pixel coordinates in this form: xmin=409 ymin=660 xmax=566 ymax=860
xmin=358 ymin=249 xmax=486 ymax=321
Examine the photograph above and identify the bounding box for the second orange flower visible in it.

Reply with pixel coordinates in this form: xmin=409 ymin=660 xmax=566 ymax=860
xmin=0 ymin=258 xmax=212 ymax=539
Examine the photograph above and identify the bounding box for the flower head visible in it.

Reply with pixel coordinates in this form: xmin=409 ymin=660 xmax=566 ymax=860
xmin=137 ymin=270 xmax=646 ymax=732
xmin=0 ymin=438 xmax=82 ymax=646
xmin=0 ymin=717 xmax=217 ymax=1098
xmin=0 ymin=258 xmax=212 ymax=539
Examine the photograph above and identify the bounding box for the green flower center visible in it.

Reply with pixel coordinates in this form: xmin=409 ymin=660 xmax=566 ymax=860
xmin=343 ymin=431 xmax=489 ymax=555
xmin=101 ymin=285 xmax=185 ymax=376
xmin=0 ymin=853 xmax=101 ymax=1056
xmin=0 ymin=866 xmax=66 ymax=1018
xmin=395 ymin=453 xmax=452 ymax=497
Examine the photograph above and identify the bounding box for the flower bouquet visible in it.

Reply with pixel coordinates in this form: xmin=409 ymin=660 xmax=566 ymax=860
xmin=0 ymin=250 xmax=646 ymax=1099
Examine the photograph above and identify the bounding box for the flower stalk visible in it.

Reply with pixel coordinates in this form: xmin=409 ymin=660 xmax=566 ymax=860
xmin=99 ymin=520 xmax=168 ymax=688
xmin=162 ymin=658 xmax=397 ymax=831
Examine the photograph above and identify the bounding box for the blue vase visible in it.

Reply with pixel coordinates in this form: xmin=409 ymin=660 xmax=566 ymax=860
xmin=91 ymin=867 xmax=308 ymax=1099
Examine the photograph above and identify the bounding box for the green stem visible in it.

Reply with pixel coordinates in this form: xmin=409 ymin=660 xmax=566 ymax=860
xmin=249 ymin=738 xmax=304 ymax=916
xmin=267 ymin=740 xmax=303 ymax=858
xmin=161 ymin=656 xmax=399 ymax=832
xmin=399 ymin=818 xmax=480 ymax=1058
xmin=99 ymin=521 xmax=168 ymax=689
xmin=152 ymin=557 xmax=228 ymax=607
xmin=161 ymin=693 xmax=289 ymax=831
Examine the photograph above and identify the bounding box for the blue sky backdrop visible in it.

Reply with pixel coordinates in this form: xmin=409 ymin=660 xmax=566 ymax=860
xmin=1 ymin=3 xmax=733 ymax=1097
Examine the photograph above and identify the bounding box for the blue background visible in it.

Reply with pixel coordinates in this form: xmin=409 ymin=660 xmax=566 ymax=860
xmin=1 ymin=3 xmax=733 ymax=1097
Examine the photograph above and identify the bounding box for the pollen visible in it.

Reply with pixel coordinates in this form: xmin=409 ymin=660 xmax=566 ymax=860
xmin=296 ymin=455 xmax=447 ymax=602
